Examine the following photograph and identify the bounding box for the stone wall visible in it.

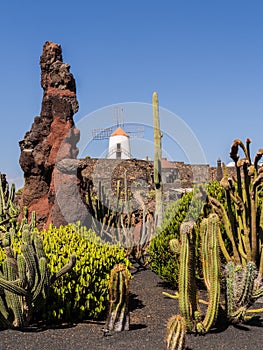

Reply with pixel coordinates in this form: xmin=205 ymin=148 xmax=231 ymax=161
xmin=80 ymin=158 xmax=154 ymax=197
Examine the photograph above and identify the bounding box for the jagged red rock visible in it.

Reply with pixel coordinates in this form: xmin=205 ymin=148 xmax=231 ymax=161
xmin=19 ymin=41 xmax=88 ymax=229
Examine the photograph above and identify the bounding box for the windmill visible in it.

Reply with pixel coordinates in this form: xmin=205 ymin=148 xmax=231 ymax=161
xmin=92 ymin=107 xmax=144 ymax=159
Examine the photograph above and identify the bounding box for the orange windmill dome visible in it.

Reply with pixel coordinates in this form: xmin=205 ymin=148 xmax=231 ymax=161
xmin=110 ymin=127 xmax=129 ymax=137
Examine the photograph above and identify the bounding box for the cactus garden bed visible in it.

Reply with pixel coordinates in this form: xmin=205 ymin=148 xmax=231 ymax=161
xmin=0 ymin=267 xmax=262 ymax=350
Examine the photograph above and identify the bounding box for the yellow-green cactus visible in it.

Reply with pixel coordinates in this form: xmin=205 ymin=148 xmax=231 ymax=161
xmin=104 ymin=263 xmax=130 ymax=332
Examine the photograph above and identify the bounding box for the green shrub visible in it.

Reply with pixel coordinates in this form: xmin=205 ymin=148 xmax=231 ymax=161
xmin=147 ymin=182 xmax=225 ymax=287
xmin=40 ymin=223 xmax=130 ymax=323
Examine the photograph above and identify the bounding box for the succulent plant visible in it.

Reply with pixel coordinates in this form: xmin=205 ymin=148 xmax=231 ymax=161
xmin=152 ymin=91 xmax=163 ymax=227
xmin=0 ymin=225 xmax=76 ymax=328
xmin=0 ymin=174 xmax=19 ymax=232
xmin=166 ymin=314 xmax=186 ymax=350
xmin=104 ymin=263 xmax=130 ymax=332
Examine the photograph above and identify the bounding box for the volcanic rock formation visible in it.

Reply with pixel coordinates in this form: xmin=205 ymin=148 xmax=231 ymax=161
xmin=19 ymin=41 xmax=88 ymax=228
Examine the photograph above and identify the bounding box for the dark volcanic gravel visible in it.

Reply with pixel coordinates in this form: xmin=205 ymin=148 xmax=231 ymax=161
xmin=0 ymin=269 xmax=262 ymax=350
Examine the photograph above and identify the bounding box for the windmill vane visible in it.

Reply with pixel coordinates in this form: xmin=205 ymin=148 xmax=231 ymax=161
xmin=92 ymin=124 xmax=144 ymax=140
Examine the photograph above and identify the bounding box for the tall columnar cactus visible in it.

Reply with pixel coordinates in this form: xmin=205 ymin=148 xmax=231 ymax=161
xmin=165 ymin=138 xmax=263 ymax=345
xmin=207 ymin=139 xmax=263 ymax=277
xmin=167 ymin=213 xmax=263 ymax=345
xmin=178 ymin=215 xmax=220 ymax=334
xmin=0 ymin=225 xmax=76 ymax=328
xmin=199 ymin=214 xmax=221 ymax=333
xmin=166 ymin=314 xmax=186 ymax=350
xmin=152 ymin=91 xmax=163 ymax=227
xmin=104 ymin=263 xmax=130 ymax=332
xmin=178 ymin=221 xmax=199 ymax=332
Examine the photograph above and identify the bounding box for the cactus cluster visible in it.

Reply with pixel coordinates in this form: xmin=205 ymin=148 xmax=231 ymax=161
xmin=176 ymin=214 xmax=220 ymax=336
xmin=0 ymin=174 xmax=19 ymax=232
xmin=166 ymin=214 xmax=263 ymax=348
xmin=164 ymin=139 xmax=263 ymax=348
xmin=86 ymin=177 xmax=154 ymax=268
xmin=147 ymin=185 xmax=206 ymax=287
xmin=207 ymin=139 xmax=263 ymax=275
xmin=0 ymin=225 xmax=76 ymax=328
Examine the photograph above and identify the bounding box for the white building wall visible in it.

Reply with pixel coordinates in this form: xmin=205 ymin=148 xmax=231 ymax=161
xmin=108 ymin=134 xmax=131 ymax=159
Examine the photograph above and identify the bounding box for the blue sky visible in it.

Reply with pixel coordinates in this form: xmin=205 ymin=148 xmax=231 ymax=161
xmin=1 ymin=1 xmax=263 ymax=188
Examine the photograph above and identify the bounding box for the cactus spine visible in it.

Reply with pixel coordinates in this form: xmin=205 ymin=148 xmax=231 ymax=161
xmin=152 ymin=91 xmax=163 ymax=227
xmin=166 ymin=315 xmax=186 ymax=350
xmin=105 ymin=263 xmax=130 ymax=332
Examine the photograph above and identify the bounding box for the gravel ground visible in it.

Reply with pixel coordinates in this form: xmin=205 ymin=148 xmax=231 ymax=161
xmin=0 ymin=269 xmax=262 ymax=350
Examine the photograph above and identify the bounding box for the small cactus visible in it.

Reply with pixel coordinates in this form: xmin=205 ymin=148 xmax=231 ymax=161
xmin=169 ymin=238 xmax=180 ymax=255
xmin=166 ymin=314 xmax=186 ymax=350
xmin=104 ymin=263 xmax=130 ymax=332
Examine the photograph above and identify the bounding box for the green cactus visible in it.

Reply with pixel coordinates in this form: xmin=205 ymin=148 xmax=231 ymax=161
xmin=177 ymin=214 xmax=221 ymax=335
xmin=104 ymin=263 xmax=130 ymax=332
xmin=152 ymin=91 xmax=163 ymax=227
xmin=199 ymin=214 xmax=221 ymax=333
xmin=224 ymin=261 xmax=263 ymax=323
xmin=169 ymin=238 xmax=180 ymax=255
xmin=0 ymin=174 xmax=36 ymax=244
xmin=207 ymin=139 xmax=263 ymax=277
xmin=86 ymin=175 xmax=153 ymax=267
xmin=0 ymin=226 xmax=76 ymax=328
xmin=166 ymin=314 xmax=186 ymax=350
xmin=169 ymin=213 xmax=263 ymax=345
xmin=225 ymin=261 xmax=236 ymax=318
xmin=0 ymin=174 xmax=19 ymax=232
xmin=165 ymin=138 xmax=263 ymax=344
xmin=178 ymin=221 xmax=198 ymax=332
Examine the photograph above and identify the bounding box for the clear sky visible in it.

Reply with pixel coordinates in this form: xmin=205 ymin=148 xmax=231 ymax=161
xmin=1 ymin=0 xmax=263 ymax=188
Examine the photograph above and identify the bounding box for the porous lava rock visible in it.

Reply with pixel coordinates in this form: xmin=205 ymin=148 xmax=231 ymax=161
xmin=19 ymin=41 xmax=88 ymax=229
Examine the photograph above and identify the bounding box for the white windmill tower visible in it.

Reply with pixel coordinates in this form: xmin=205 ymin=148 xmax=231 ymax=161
xmin=92 ymin=107 xmax=144 ymax=159
xmin=107 ymin=126 xmax=131 ymax=159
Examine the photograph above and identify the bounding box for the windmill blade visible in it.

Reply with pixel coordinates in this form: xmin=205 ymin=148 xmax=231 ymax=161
xmin=92 ymin=127 xmax=113 ymax=140
xmin=125 ymin=125 xmax=144 ymax=138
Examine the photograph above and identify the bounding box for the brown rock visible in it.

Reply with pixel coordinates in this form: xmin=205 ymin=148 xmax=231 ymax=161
xmin=19 ymin=41 xmax=87 ymax=229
